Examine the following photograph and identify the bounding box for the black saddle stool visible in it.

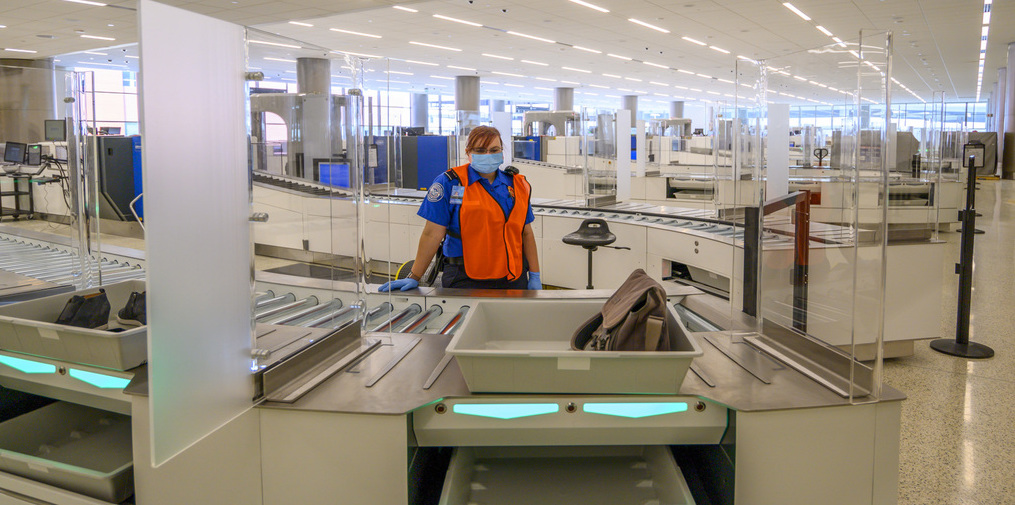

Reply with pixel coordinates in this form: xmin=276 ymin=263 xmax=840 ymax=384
xmin=562 ymin=218 xmax=617 ymax=289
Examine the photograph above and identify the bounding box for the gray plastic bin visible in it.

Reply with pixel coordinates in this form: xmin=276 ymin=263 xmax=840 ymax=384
xmin=0 ymin=280 xmax=146 ymax=370
xmin=446 ymin=300 xmax=702 ymax=394
xmin=0 ymin=402 xmax=133 ymax=502
xmin=439 ymin=446 xmax=695 ymax=505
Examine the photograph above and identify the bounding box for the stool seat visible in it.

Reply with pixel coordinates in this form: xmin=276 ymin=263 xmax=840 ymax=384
xmin=562 ymin=218 xmax=616 ymax=249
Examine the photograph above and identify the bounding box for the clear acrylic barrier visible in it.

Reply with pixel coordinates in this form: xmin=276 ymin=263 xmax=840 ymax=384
xmin=736 ymin=31 xmax=894 ymax=402
xmin=0 ymin=64 xmax=102 ymax=289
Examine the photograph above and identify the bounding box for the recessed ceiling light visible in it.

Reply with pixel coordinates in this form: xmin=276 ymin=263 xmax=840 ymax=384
xmin=504 ymin=83 xmax=524 ymax=87
xmin=265 ymin=57 xmax=297 ymax=63
xmin=331 ymin=28 xmax=382 ymax=39
xmin=568 ymin=0 xmax=609 ymax=13
xmin=677 ymin=69 xmax=694 ymax=75
xmin=250 ymin=40 xmax=301 ymax=49
xmin=572 ymin=46 xmax=602 ymax=54
xmin=4 ymin=48 xmax=37 ymax=53
xmin=521 ymin=59 xmax=549 ymax=66
xmin=535 ymin=77 xmax=557 ymax=82
xmin=429 ymin=75 xmax=454 ymax=80
xmin=125 ymin=55 xmax=138 ymax=59
xmin=625 ymin=77 xmax=642 ymax=82
xmin=709 ymin=46 xmax=730 ymax=54
xmin=649 ymin=81 xmax=668 ymax=86
xmin=507 ymin=31 xmax=555 ymax=44
xmin=433 ymin=14 xmax=482 ymax=27
xmin=602 ymin=73 xmax=621 ymax=78
xmin=562 ymin=66 xmax=591 ymax=73
xmin=608 ymin=54 xmax=632 ymax=60
xmin=406 ymin=59 xmax=438 ymax=66
xmin=628 ymin=19 xmax=670 ymax=34
xmin=782 ymin=2 xmax=811 ymax=21
xmin=492 ymin=71 xmax=524 ymax=77
xmin=447 ymin=65 xmax=476 ymax=71
xmin=534 ymin=86 xmax=553 ymax=90
xmin=83 ymin=51 xmax=107 ymax=56
xmin=80 ymin=34 xmax=115 ymax=41
xmin=681 ymin=36 xmax=706 ymax=46
xmin=815 ymin=25 xmax=833 ymax=36
xmin=643 ymin=62 xmax=668 ymax=69
xmin=561 ymin=80 xmax=580 ymax=84
xmin=392 ymin=5 xmax=418 ymax=12
xmin=289 ymin=21 xmax=313 ymax=27
xmin=63 ymin=0 xmax=107 ymax=6
xmin=410 ymin=41 xmax=461 ymax=51
xmin=589 ymin=84 xmax=609 ymax=88
xmin=483 ymin=53 xmax=514 ymax=60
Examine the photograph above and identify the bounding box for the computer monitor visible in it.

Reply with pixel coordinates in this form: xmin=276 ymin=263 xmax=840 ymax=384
xmin=3 ymin=142 xmax=26 ymax=164
xmin=99 ymin=126 xmax=121 ymax=135
xmin=25 ymin=145 xmax=41 ymax=166
xmin=45 ymin=119 xmax=67 ymax=141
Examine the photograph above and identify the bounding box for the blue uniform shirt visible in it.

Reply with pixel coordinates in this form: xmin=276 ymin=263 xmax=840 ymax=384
xmin=417 ymin=165 xmax=535 ymax=258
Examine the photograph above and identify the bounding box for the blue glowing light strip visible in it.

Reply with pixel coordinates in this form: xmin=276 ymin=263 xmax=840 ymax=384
xmin=0 ymin=355 xmax=56 ymax=374
xmin=68 ymin=369 xmax=131 ymax=389
xmin=452 ymin=403 xmax=559 ymax=420
xmin=582 ymin=402 xmax=688 ymax=418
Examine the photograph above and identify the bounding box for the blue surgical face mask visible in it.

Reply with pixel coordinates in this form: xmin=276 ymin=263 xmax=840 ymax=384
xmin=471 ymin=152 xmax=504 ymax=174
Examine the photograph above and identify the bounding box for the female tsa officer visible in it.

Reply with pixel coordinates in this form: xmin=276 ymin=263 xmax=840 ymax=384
xmin=379 ymin=125 xmax=541 ymax=291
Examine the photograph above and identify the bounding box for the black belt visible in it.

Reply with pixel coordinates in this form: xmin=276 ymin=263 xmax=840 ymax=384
xmin=444 ymin=256 xmax=465 ymax=266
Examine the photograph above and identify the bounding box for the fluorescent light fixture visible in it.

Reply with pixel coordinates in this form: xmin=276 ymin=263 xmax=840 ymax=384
xmin=125 ymin=55 xmax=139 ymax=59
xmin=250 ymin=40 xmax=301 ymax=49
xmin=484 ymin=81 xmax=500 ymax=85
xmin=634 ymin=90 xmax=648 ymax=94
xmin=832 ymin=37 xmax=847 ymax=48
xmin=573 ymin=46 xmax=602 ymax=54
xmin=688 ymin=88 xmax=702 ymax=92
xmin=482 ymin=53 xmax=514 ymax=60
xmin=983 ymin=10 xmax=990 ymax=24
xmin=0 ymin=25 xmax=5 ymax=28
xmin=562 ymin=66 xmax=591 ymax=73
xmin=331 ymin=28 xmax=382 ymax=38
xmin=643 ymin=61 xmax=669 ymax=69
xmin=589 ymin=84 xmax=609 ymax=88
xmin=504 ymin=83 xmax=524 ymax=87
xmin=848 ymin=50 xmax=860 ymax=58
xmin=410 ymin=41 xmax=461 ymax=51
xmin=447 ymin=65 xmax=476 ymax=71
xmin=681 ymin=36 xmax=706 ymax=46
xmin=717 ymin=78 xmax=734 ymax=84
xmin=63 ymin=0 xmax=107 ymax=5
xmin=617 ymin=88 xmax=633 ymax=92
xmin=284 ymin=70 xmax=297 ymax=74
xmin=392 ymin=5 xmax=418 ymax=12
xmin=569 ymin=0 xmax=609 ymax=13
xmin=507 ymin=31 xmax=555 ymax=44
xmin=265 ymin=57 xmax=297 ymax=63
xmin=653 ymin=92 xmax=668 ymax=97
xmin=624 ymin=77 xmax=643 ymax=81
xmin=649 ymin=81 xmax=668 ymax=86
xmin=83 ymin=51 xmax=107 ymax=56
xmin=405 ymin=59 xmax=438 ymax=66
xmin=584 ymin=92 xmax=599 ymax=96
xmin=424 ymin=83 xmax=447 ymax=87
xmin=535 ymin=86 xmax=553 ymax=90
xmin=334 ymin=50 xmax=381 ymax=58
xmin=433 ymin=14 xmax=482 ymax=27
xmin=492 ymin=71 xmax=524 ymax=77
xmin=605 ymin=94 xmax=621 ymax=98
xmin=628 ymin=18 xmax=670 ymax=33
xmin=429 ymin=75 xmax=453 ymax=80
xmin=289 ymin=21 xmax=313 ymax=27
xmin=561 ymin=80 xmax=580 ymax=84
xmin=677 ymin=69 xmax=695 ymax=75
xmin=815 ymin=25 xmax=833 ymax=36
xmin=521 ymin=59 xmax=549 ymax=66
xmin=793 ymin=75 xmax=807 ymax=81
xmin=782 ymin=2 xmax=811 ymax=21
xmin=737 ymin=55 xmax=754 ymax=62
xmin=674 ymin=85 xmax=688 ymax=89
xmin=535 ymin=77 xmax=557 ymax=82
xmin=709 ymin=46 xmax=730 ymax=54
xmin=80 ymin=34 xmax=115 ymax=41
xmin=602 ymin=73 xmax=621 ymax=78
xmin=982 ymin=26 xmax=989 ymax=37
xmin=386 ymin=70 xmax=413 ymax=75
xmin=607 ymin=53 xmax=632 ymax=61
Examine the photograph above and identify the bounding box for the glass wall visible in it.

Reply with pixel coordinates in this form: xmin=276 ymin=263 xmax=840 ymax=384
xmin=791 ymin=101 xmax=987 ymax=131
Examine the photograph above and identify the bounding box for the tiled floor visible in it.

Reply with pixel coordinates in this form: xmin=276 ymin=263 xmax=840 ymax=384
xmin=885 ymin=179 xmax=1015 ymax=505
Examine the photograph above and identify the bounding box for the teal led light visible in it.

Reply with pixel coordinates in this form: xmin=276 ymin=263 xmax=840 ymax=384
xmin=452 ymin=403 xmax=559 ymax=420
xmin=0 ymin=355 xmax=56 ymax=374
xmin=582 ymin=402 xmax=688 ymax=419
xmin=68 ymin=369 xmax=131 ymax=389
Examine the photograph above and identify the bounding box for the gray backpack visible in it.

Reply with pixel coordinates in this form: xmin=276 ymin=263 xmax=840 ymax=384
xmin=571 ymin=269 xmax=670 ymax=351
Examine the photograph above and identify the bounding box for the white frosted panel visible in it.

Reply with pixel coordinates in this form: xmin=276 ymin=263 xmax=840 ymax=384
xmin=138 ymin=0 xmax=252 ymax=466
xmin=768 ymin=103 xmax=790 ymax=198
xmin=635 ymin=120 xmax=646 ymax=177
xmin=616 ymin=111 xmax=631 ymax=201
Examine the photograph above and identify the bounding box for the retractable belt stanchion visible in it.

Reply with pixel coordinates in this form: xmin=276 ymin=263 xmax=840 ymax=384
xmin=930 ymin=154 xmax=995 ymax=359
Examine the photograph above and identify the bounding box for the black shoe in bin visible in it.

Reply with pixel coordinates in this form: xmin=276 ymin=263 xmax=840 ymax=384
xmin=57 ymin=289 xmax=111 ymax=330
xmin=117 ymin=291 xmax=146 ymax=327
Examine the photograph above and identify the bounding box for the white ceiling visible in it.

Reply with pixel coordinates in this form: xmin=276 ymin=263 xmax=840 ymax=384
xmin=1 ymin=0 xmax=1010 ymax=106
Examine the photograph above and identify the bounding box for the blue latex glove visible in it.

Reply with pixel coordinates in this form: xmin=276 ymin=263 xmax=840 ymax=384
xmin=379 ymin=278 xmax=419 ymax=292
xmin=527 ymin=271 xmax=542 ymax=290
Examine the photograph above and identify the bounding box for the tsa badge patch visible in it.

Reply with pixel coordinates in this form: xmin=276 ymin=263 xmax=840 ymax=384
xmin=427 ymin=183 xmax=445 ymax=202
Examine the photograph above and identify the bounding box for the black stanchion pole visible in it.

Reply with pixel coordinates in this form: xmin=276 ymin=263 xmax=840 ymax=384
xmin=930 ymin=155 xmax=994 ymax=359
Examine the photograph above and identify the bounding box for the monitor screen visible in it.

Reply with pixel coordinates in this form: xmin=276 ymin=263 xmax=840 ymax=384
xmin=99 ymin=126 xmax=121 ymax=135
xmin=44 ymin=119 xmax=67 ymax=141
xmin=3 ymin=142 xmax=26 ymax=164
xmin=26 ymin=145 xmax=42 ymax=166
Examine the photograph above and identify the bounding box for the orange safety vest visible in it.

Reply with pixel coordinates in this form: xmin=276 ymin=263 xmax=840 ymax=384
xmin=448 ymin=163 xmax=531 ymax=281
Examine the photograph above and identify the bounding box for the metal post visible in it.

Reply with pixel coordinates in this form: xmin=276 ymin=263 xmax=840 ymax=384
xmin=792 ymin=192 xmax=810 ymax=333
xmin=742 ymin=206 xmax=760 ymax=317
xmin=930 ymin=155 xmax=995 ymax=358
xmin=586 ymin=248 xmax=594 ymax=290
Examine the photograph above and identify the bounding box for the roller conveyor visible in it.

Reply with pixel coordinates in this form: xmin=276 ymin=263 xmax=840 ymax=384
xmin=401 ymin=305 xmax=443 ymax=333
xmin=439 ymin=305 xmax=469 ymax=335
xmin=306 ymin=306 xmax=357 ymax=329
xmin=370 ymin=304 xmax=422 ymax=333
xmin=268 ymin=298 xmax=342 ymax=325
xmin=0 ymin=237 xmax=146 ymax=288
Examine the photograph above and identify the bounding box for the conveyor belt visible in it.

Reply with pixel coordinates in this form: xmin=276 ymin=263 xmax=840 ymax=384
xmin=0 ymin=237 xmax=145 ymax=286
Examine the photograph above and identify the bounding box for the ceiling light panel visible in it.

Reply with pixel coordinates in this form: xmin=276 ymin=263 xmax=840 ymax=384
xmin=568 ymin=0 xmax=609 ymax=13
xmin=330 ymin=28 xmax=382 ymax=39
xmin=628 ymin=19 xmax=670 ymax=34
xmin=433 ymin=14 xmax=483 ymax=27
xmin=409 ymin=41 xmax=461 ymax=51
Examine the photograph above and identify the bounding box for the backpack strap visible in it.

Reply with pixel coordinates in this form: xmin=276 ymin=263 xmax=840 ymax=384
xmin=444 ymin=169 xmax=463 ymax=240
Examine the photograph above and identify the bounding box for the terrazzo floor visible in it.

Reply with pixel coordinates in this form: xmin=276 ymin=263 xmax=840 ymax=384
xmin=884 ymin=179 xmax=1015 ymax=505
xmin=2 ymin=181 xmax=1014 ymax=504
